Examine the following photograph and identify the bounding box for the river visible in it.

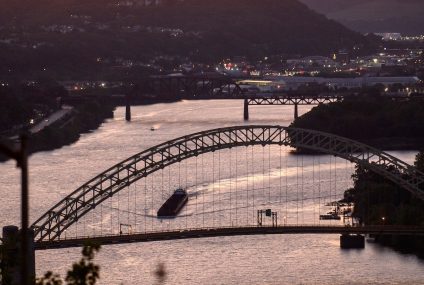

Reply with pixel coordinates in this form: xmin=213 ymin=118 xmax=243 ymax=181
xmin=1 ymin=100 xmax=423 ymax=284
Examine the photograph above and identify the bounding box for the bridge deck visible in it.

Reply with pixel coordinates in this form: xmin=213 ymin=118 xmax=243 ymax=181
xmin=35 ymin=225 xmax=424 ymax=250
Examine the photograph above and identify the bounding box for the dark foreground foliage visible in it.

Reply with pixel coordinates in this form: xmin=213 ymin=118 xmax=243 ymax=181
xmin=36 ymin=243 xmax=100 ymax=285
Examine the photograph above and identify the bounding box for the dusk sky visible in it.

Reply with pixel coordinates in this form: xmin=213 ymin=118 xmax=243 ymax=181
xmin=1 ymin=0 xmax=424 ymax=284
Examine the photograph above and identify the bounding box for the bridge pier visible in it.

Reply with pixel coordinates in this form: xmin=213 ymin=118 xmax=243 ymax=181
xmin=340 ymin=234 xmax=365 ymax=249
xmin=244 ymin=98 xmax=249 ymax=120
xmin=125 ymin=94 xmax=131 ymax=122
xmin=1 ymin=226 xmax=35 ymax=284
xmin=294 ymin=103 xmax=299 ymax=120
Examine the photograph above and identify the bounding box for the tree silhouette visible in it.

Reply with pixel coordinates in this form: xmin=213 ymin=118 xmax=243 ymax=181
xmin=36 ymin=243 xmax=100 ymax=285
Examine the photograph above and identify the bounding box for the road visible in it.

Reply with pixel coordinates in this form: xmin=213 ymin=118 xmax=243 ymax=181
xmin=35 ymin=225 xmax=424 ymax=250
xmin=29 ymin=105 xmax=74 ymax=134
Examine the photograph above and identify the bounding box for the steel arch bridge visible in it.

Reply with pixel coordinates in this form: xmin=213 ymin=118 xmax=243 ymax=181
xmin=31 ymin=125 xmax=424 ymax=242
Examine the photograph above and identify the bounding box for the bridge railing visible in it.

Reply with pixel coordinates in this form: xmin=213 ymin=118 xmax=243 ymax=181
xmin=34 ymin=224 xmax=424 ymax=250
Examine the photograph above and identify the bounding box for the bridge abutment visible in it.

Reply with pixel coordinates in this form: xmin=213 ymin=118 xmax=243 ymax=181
xmin=340 ymin=234 xmax=365 ymax=249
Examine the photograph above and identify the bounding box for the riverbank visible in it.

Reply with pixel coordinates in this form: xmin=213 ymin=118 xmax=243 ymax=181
xmin=344 ymin=153 xmax=424 ymax=259
xmin=373 ymin=235 xmax=424 ymax=259
xmin=291 ymin=95 xmax=424 ymax=257
xmin=0 ymin=97 xmax=184 ymax=162
xmin=0 ymin=99 xmax=115 ymax=162
xmin=290 ymin=96 xmax=424 ymax=151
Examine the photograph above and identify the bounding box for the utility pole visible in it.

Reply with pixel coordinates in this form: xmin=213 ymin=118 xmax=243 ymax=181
xmin=0 ymin=134 xmax=31 ymax=285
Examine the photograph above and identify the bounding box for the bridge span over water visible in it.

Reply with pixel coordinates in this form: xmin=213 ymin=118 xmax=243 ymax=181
xmin=35 ymin=225 xmax=424 ymax=250
xmin=123 ymin=73 xmax=424 ymax=121
xmin=30 ymin=125 xmax=424 ymax=249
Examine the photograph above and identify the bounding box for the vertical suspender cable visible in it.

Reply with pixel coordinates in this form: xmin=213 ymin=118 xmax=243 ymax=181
xmin=252 ymin=146 xmax=255 ymax=225
xmin=151 ymin=175 xmax=154 ymax=232
xmin=286 ymin=148 xmax=288 ymax=224
xmin=83 ymin=206 xmax=86 ymax=237
xmin=335 ymin=157 xmax=338 ymax=211
xmin=117 ymin=188 xmax=120 ymax=232
xmin=328 ymin=156 xmax=331 ymax=221
xmin=268 ymin=144 xmax=271 ymax=205
xmin=110 ymin=191 xmax=113 ymax=234
xmin=246 ymin=145 xmax=249 ymax=225
xmin=318 ymin=156 xmax=321 ymax=225
xmin=229 ymin=147 xmax=232 ymax=225
xmin=332 ymin=156 xmax=335 ymax=222
xmin=195 ymin=154 xmax=198 ymax=228
xmin=218 ymin=150 xmax=221 ymax=227
xmin=313 ymin=156 xmax=315 ymax=225
xmin=184 ymin=159 xmax=188 ymax=229
xmin=92 ymin=201 xmax=95 ymax=237
xmin=263 ymin=146 xmax=265 ymax=205
xmin=235 ymin=148 xmax=238 ymax=226
xmin=144 ymin=177 xmax=147 ymax=233
xmin=160 ymin=168 xmax=164 ymax=232
xmin=134 ymin=181 xmax=137 ymax=232
xmin=161 ymin=167 xmax=164 ymax=209
xmin=178 ymin=161 xmax=181 ymax=188
xmin=212 ymin=151 xmax=215 ymax=227
xmin=100 ymin=202 xmax=103 ymax=236
xmin=301 ymin=155 xmax=304 ymax=224
xmin=127 ymin=183 xmax=130 ymax=229
xmin=335 ymin=157 xmax=338 ymax=221
xmin=279 ymin=145 xmax=282 ymax=220
xmin=202 ymin=154 xmax=205 ymax=228
xmin=296 ymin=153 xmax=299 ymax=225
xmin=168 ymin=166 xmax=171 ymax=230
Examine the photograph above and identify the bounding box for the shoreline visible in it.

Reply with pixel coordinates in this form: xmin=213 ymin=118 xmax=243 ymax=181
xmin=0 ymin=100 xmax=114 ymax=162
xmin=4 ymin=96 xmax=424 ymax=163
xmin=0 ymin=98 xmax=184 ymax=163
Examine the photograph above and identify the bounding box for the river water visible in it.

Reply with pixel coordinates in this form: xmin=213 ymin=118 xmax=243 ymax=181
xmin=1 ymin=100 xmax=423 ymax=284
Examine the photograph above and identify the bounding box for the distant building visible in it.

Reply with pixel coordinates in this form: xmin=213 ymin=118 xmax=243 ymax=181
xmin=287 ymin=56 xmax=337 ymax=68
xmin=333 ymin=49 xmax=350 ymax=64
xmin=116 ymin=0 xmax=164 ymax=7
xmin=375 ymin=33 xmax=402 ymax=41
xmin=265 ymin=76 xmax=421 ymax=91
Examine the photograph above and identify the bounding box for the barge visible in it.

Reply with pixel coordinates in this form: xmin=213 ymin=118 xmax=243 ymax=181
xmin=157 ymin=188 xmax=188 ymax=217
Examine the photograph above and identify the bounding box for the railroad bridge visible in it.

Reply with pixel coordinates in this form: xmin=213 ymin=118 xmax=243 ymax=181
xmin=125 ymin=74 xmax=423 ymax=121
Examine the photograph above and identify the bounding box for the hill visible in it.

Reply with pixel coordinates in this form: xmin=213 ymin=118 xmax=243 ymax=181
xmin=299 ymin=0 xmax=424 ymax=35
xmin=0 ymin=0 xmax=376 ymax=80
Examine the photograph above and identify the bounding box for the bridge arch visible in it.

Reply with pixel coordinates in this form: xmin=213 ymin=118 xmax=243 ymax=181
xmin=31 ymin=125 xmax=424 ymax=242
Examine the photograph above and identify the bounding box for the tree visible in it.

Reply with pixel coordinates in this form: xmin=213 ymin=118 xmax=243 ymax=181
xmin=36 ymin=243 xmax=100 ymax=285
xmin=415 ymin=150 xmax=424 ymax=172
